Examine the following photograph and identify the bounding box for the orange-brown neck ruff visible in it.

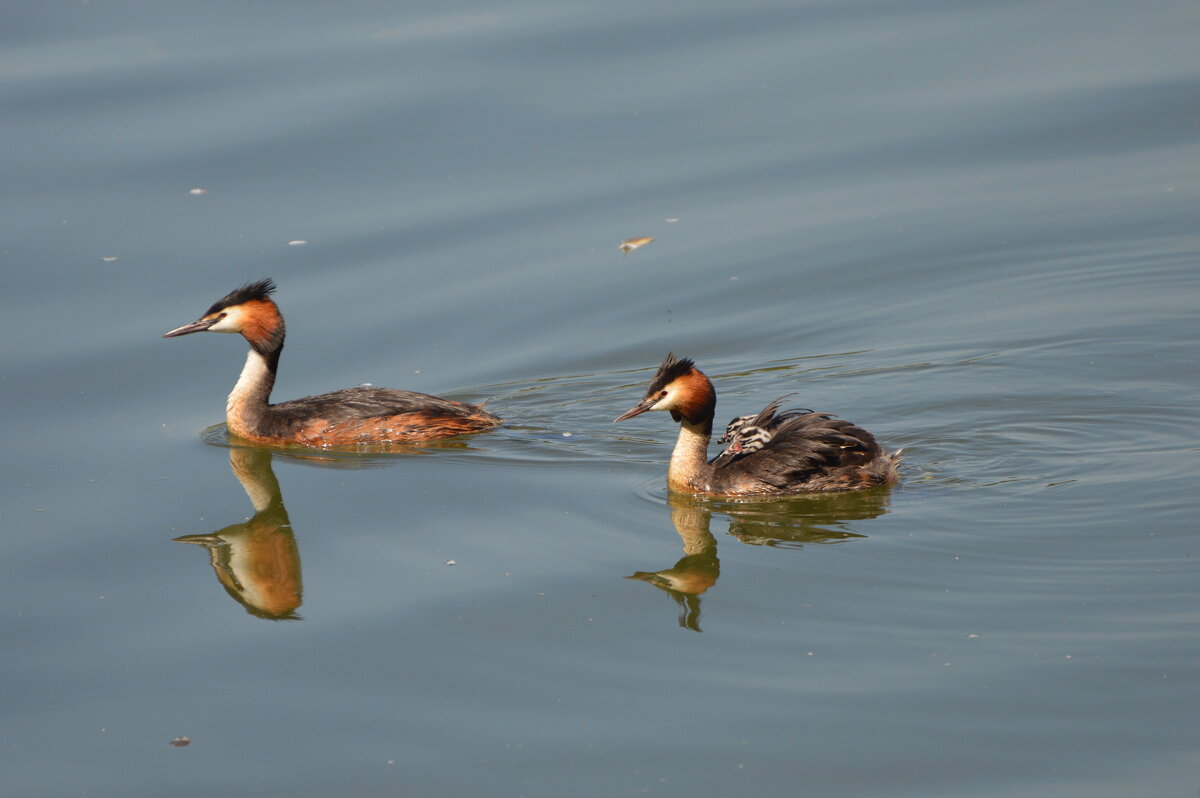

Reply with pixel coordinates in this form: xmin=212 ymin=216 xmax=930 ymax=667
xmin=237 ymin=299 xmax=285 ymax=356
xmin=672 ymin=371 xmax=716 ymax=428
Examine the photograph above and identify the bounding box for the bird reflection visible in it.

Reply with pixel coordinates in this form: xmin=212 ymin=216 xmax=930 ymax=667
xmin=629 ymin=489 xmax=892 ymax=632
xmin=175 ymin=447 xmax=303 ymax=620
xmin=716 ymin=489 xmax=889 ymax=548
xmin=627 ymin=494 xmax=721 ymax=632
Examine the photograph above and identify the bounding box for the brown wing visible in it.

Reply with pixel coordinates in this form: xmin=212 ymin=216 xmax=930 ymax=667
xmin=716 ymin=412 xmax=883 ymax=492
xmin=263 ymin=387 xmax=500 ymax=444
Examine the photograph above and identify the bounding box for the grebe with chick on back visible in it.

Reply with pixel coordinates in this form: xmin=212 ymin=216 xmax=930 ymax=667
xmin=615 ymin=353 xmax=900 ymax=496
xmin=163 ymin=279 xmax=501 ymax=447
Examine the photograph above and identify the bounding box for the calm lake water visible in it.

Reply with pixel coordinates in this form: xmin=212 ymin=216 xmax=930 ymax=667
xmin=2 ymin=1 xmax=1197 ymax=796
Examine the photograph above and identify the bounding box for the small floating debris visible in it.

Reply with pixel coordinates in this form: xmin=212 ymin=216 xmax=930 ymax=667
xmin=619 ymin=236 xmax=654 ymax=254
xmin=101 ymin=256 xmax=118 ymax=262
xmin=169 ymin=737 xmax=191 ymax=747
xmin=444 ymin=559 xmax=457 ymax=566
xmin=664 ymin=217 xmax=679 ymax=223
xmin=287 ymin=240 xmax=308 ymax=246
xmin=188 ymin=188 xmax=207 ymax=195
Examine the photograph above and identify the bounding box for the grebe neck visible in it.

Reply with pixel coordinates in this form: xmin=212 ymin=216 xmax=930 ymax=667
xmin=229 ymin=447 xmax=282 ymax=514
xmin=226 ymin=345 xmax=281 ymax=439
xmin=668 ymin=495 xmax=718 ymax=556
xmin=667 ymin=416 xmax=715 ymax=493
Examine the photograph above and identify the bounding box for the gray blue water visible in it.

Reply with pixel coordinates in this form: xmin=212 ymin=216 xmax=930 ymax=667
xmin=2 ymin=1 xmax=1197 ymax=796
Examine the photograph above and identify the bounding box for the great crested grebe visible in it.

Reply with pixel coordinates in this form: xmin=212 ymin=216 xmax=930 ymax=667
xmin=163 ymin=279 xmax=501 ymax=447
xmin=614 ymin=353 xmax=900 ymax=495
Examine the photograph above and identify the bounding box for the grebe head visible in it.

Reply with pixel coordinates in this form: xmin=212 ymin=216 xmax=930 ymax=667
xmin=163 ymin=279 xmax=284 ymax=354
xmin=614 ymin=352 xmax=716 ymax=425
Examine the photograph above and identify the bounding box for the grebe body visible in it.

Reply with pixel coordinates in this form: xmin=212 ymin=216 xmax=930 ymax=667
xmin=615 ymin=354 xmax=899 ymax=496
xmin=163 ymin=280 xmax=501 ymax=447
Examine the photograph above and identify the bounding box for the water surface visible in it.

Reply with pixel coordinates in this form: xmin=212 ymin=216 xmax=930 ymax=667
xmin=2 ymin=1 xmax=1197 ymax=796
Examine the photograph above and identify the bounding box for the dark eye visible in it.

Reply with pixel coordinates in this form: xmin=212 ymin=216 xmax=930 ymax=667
xmin=217 ymin=312 xmax=227 ymax=319
xmin=659 ymin=390 xmax=668 ymax=397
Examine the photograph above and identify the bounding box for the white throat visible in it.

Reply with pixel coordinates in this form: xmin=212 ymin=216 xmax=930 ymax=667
xmin=667 ymin=419 xmax=713 ymax=492
xmin=228 ymin=348 xmax=272 ymax=413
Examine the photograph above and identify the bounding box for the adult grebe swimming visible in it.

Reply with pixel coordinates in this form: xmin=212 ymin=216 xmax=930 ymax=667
xmin=163 ymin=279 xmax=501 ymax=447
xmin=614 ymin=353 xmax=900 ymax=495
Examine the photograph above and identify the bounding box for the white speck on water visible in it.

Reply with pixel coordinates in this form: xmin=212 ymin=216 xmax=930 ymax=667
xmin=444 ymin=559 xmax=456 ymax=566
xmin=664 ymin=217 xmax=679 ymax=222
xmin=102 ymin=256 xmax=118 ymax=262
xmin=359 ymin=383 xmax=374 ymax=387
xmin=412 ymin=370 xmax=421 ymax=375
xmin=561 ymin=432 xmax=573 ymax=437
xmin=287 ymin=240 xmax=307 ymax=246
xmin=188 ymin=188 xmax=206 ymax=195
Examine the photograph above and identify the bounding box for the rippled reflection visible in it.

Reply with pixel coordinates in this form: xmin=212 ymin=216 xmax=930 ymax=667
xmin=714 ymin=490 xmax=889 ymax=549
xmin=630 ymin=489 xmax=891 ymax=631
xmin=627 ymin=494 xmax=722 ymax=632
xmin=175 ymin=447 xmax=303 ymax=620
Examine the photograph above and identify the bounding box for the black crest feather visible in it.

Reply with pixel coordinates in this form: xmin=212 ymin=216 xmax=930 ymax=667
xmin=645 ymin=352 xmax=696 ymax=396
xmin=206 ymin=278 xmax=277 ymax=315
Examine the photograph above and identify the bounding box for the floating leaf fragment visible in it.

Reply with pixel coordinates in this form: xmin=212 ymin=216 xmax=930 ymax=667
xmin=619 ymin=236 xmax=654 ymax=254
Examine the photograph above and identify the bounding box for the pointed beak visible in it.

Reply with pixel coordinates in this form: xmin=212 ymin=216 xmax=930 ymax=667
xmin=163 ymin=317 xmax=217 ymax=338
xmin=173 ymin=533 xmax=225 ymax=545
xmin=614 ymin=398 xmax=656 ymax=422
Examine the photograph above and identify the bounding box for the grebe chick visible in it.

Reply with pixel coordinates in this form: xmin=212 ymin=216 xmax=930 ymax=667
xmin=711 ymin=396 xmax=813 ymax=467
xmin=711 ymin=423 xmax=772 ymax=468
xmin=163 ymin=279 xmax=501 ymax=447
xmin=716 ymin=413 xmax=759 ymax=446
xmin=614 ymin=353 xmax=900 ymax=495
